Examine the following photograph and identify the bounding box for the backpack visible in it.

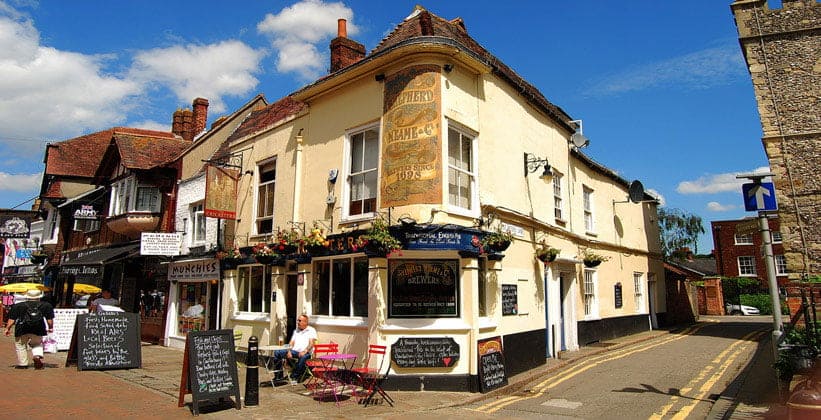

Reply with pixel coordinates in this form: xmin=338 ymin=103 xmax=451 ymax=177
xmin=16 ymin=301 xmax=44 ymax=332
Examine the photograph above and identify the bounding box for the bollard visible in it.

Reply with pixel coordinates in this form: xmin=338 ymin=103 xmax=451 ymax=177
xmin=244 ymin=335 xmax=259 ymax=406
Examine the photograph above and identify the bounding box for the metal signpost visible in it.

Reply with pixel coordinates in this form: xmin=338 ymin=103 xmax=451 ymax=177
xmin=737 ymin=173 xmax=782 ymax=360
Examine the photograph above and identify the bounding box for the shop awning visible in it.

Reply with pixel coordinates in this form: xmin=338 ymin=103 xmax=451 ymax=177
xmin=61 ymin=243 xmax=140 ymax=266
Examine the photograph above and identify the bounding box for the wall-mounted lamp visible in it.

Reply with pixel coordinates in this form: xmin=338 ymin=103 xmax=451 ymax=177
xmin=443 ymin=64 xmax=453 ymax=73
xmin=524 ymin=152 xmax=552 ymax=178
xmin=568 ymin=119 xmax=590 ymax=148
xmin=375 ymin=73 xmax=386 ymax=82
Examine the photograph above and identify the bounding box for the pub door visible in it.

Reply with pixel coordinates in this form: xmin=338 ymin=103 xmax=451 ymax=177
xmin=286 ymin=274 xmax=297 ymax=340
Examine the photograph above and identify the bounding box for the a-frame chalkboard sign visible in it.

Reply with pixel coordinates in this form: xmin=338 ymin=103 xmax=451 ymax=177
xmin=178 ymin=329 xmax=241 ymax=416
xmin=65 ymin=312 xmax=142 ymax=370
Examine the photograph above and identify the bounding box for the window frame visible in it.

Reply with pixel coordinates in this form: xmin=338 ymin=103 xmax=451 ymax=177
xmin=311 ymin=255 xmax=369 ymax=319
xmin=771 ymin=231 xmax=783 ymax=243
xmin=72 ymin=218 xmax=101 ymax=233
xmin=255 ymin=159 xmax=276 ymax=235
xmin=191 ymin=202 xmax=206 ymax=244
xmin=343 ymin=124 xmax=380 ymax=221
xmin=109 ymin=176 xmax=160 ymax=215
xmin=445 ymin=121 xmax=478 ymax=217
xmin=235 ymin=264 xmax=271 ymax=314
xmin=633 ymin=272 xmax=644 ymax=313
xmin=553 ymin=172 xmax=565 ymax=222
xmin=737 ymin=255 xmax=757 ymax=276
xmin=583 ymin=268 xmax=599 ymax=319
xmin=775 ymin=255 xmax=788 ymax=275
xmin=583 ymin=186 xmax=595 ymax=233
xmin=734 ymin=233 xmax=754 ymax=245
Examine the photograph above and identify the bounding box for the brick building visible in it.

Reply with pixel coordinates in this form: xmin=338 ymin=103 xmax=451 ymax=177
xmin=711 ymin=216 xmax=788 ymax=287
xmin=731 ymin=0 xmax=821 ymax=280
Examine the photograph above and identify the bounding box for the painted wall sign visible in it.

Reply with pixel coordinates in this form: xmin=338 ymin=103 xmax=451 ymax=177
xmin=140 ymin=232 xmax=182 ymax=256
xmin=381 ymin=65 xmax=442 ymax=207
xmin=169 ymin=259 xmax=220 ymax=282
xmin=0 ymin=216 xmax=30 ymax=238
xmin=391 ymin=337 xmax=460 ymax=368
xmin=388 ymin=259 xmax=459 ymax=318
xmin=204 ymin=165 xmax=239 ymax=219
xmin=73 ymin=204 xmax=99 ymax=220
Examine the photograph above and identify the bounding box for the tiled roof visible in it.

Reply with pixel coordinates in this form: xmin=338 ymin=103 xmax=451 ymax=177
xmin=226 ymin=96 xmax=306 ymax=143
xmin=45 ymin=128 xmax=178 ymax=177
xmin=111 ymin=133 xmax=190 ymax=170
xmin=667 ymin=257 xmax=718 ymax=277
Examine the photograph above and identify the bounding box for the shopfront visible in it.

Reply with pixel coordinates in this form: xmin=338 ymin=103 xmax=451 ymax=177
xmin=57 ymin=243 xmax=140 ymax=308
xmin=165 ymin=257 xmax=220 ymax=349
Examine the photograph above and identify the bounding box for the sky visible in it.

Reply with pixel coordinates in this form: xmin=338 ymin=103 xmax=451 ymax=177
xmin=0 ymin=0 xmax=779 ymax=254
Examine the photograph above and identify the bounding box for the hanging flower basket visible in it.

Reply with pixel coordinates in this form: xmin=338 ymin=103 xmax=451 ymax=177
xmin=275 ymin=244 xmax=298 ymax=255
xmin=357 ymin=219 xmax=402 ymax=257
xmin=583 ymin=259 xmax=602 ymax=268
xmin=581 ymin=250 xmax=609 ymax=268
xmin=481 ymin=228 xmax=514 ymax=253
xmin=255 ymin=254 xmax=277 ymax=265
xmin=220 ymin=257 xmax=244 ymax=269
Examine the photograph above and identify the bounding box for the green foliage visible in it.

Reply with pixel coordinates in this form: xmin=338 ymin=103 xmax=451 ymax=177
xmin=805 ymin=275 xmax=821 ymax=283
xmin=481 ymin=227 xmax=514 ymax=246
xmin=721 ymin=277 xmax=763 ymax=304
xmin=360 ymin=218 xmax=402 ymax=253
xmin=740 ymin=294 xmax=772 ymax=315
xmin=657 ymin=207 xmax=705 ymax=256
xmin=785 ymin=323 xmax=821 ymax=351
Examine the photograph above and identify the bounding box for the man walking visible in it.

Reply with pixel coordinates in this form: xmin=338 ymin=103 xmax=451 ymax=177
xmin=4 ymin=289 xmax=55 ymax=369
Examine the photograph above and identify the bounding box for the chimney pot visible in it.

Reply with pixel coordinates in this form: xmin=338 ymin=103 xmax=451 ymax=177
xmin=337 ymin=19 xmax=347 ymax=38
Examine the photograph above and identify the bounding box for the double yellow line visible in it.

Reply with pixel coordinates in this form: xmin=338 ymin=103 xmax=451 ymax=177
xmin=474 ymin=323 xmax=760 ymax=415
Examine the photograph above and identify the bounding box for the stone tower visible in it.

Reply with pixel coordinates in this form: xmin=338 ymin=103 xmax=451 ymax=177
xmin=731 ymin=0 xmax=821 ymax=279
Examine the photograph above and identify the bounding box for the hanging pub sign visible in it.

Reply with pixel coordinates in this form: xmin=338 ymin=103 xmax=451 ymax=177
xmin=73 ymin=204 xmax=98 ymax=220
xmin=388 ymin=259 xmax=459 ymax=318
xmin=204 ymin=164 xmax=239 ymax=219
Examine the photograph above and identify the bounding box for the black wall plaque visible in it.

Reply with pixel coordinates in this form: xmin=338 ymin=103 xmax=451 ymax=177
xmin=178 ymin=329 xmax=241 ymax=415
xmin=614 ymin=282 xmax=623 ymax=308
xmin=391 ymin=337 xmax=460 ymax=368
xmin=502 ymin=284 xmax=518 ymax=316
xmin=67 ymin=312 xmax=141 ymax=371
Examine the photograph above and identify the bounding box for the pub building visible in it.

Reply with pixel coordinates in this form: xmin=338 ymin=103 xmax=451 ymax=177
xmin=215 ymin=6 xmax=665 ymax=392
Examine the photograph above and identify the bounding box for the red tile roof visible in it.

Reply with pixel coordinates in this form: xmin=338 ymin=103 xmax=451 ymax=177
xmin=110 ymin=133 xmax=190 ymax=170
xmin=226 ymin=96 xmax=306 ymax=143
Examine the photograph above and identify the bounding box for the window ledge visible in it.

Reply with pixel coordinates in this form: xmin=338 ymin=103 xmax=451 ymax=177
xmin=312 ymin=316 xmax=368 ymax=329
xmin=380 ymin=318 xmax=472 ymax=332
xmin=585 ymin=231 xmax=598 ymax=237
xmin=231 ymin=313 xmax=271 ymax=323
xmin=478 ymin=317 xmax=497 ymax=330
xmin=582 ymin=316 xmax=602 ymax=322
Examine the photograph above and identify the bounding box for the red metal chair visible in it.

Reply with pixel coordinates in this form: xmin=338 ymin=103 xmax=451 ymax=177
xmin=353 ymin=344 xmax=394 ymax=406
xmin=303 ymin=342 xmax=339 ymax=393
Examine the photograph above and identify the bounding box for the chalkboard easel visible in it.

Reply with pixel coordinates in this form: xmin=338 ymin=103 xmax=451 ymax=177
xmin=65 ymin=312 xmax=142 ymax=371
xmin=178 ymin=329 xmax=241 ymax=416
xmin=477 ymin=336 xmax=508 ymax=393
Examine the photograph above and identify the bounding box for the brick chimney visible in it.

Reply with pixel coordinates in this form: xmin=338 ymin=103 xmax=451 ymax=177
xmin=172 ymin=109 xmax=184 ymax=137
xmin=180 ymin=109 xmax=194 ymax=141
xmin=330 ymin=19 xmax=365 ymax=73
xmin=192 ymin=97 xmax=209 ymax=137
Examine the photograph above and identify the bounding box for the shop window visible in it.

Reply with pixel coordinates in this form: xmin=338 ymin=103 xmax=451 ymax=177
xmin=447 ymin=123 xmax=476 ymax=212
xmin=256 ymin=159 xmax=276 ymax=235
xmin=312 ymin=256 xmax=368 ymax=317
xmin=388 ymin=259 xmax=459 ymax=318
xmin=237 ymin=265 xmax=271 ymax=313
xmin=178 ymin=282 xmax=208 ymax=335
xmin=345 ymin=125 xmax=379 ymax=218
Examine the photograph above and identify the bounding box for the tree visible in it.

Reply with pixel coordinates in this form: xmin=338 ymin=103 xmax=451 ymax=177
xmin=658 ymin=207 xmax=705 ymax=257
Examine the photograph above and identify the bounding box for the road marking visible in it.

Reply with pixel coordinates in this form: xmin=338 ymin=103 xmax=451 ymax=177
xmin=473 ymin=324 xmax=707 ymax=414
xmin=542 ymin=398 xmax=583 ymax=409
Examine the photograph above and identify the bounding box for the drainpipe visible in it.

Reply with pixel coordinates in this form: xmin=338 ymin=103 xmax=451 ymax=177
xmin=292 ymin=129 xmax=304 ymax=224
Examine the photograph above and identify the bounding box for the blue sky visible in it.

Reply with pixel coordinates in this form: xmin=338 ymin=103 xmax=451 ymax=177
xmin=0 ymin=0 xmax=776 ymax=253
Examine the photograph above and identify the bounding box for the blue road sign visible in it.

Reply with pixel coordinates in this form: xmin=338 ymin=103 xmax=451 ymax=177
xmin=742 ymin=182 xmax=777 ymax=211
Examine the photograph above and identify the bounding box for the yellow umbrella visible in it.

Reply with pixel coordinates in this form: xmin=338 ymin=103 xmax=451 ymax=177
xmin=72 ymin=283 xmax=102 ymax=294
xmin=0 ymin=282 xmax=52 ymax=293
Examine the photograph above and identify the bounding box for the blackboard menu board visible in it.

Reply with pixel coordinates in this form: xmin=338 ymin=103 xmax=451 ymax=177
xmin=477 ymin=337 xmax=508 ymax=393
xmin=74 ymin=312 xmax=141 ymax=370
xmin=180 ymin=329 xmax=240 ymax=415
xmin=614 ymin=283 xmax=623 ymax=308
xmin=502 ymin=284 xmax=518 ymax=315
xmin=391 ymin=337 xmax=460 ymax=368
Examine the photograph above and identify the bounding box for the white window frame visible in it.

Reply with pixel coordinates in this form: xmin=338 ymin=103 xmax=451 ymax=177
xmin=771 ymin=231 xmax=783 ymax=243
xmin=44 ymin=209 xmax=60 ymax=244
xmin=255 ymin=159 xmax=276 ymax=235
xmin=311 ymin=256 xmax=369 ymax=319
xmin=583 ymin=186 xmax=595 ymax=233
xmin=633 ymin=272 xmax=644 ymax=313
xmin=342 ymin=124 xmax=379 ymax=221
xmin=734 ymin=233 xmax=754 ymax=245
xmin=72 ymin=218 xmax=101 ymax=233
xmin=191 ymin=203 xmax=206 ymax=244
xmin=738 ymin=256 xmax=756 ymax=276
xmin=553 ymin=172 xmax=565 ymax=222
xmin=775 ymin=255 xmax=788 ymax=275
xmin=446 ymin=121 xmax=478 ymax=217
xmin=109 ymin=176 xmax=160 ymax=215
xmin=236 ymin=265 xmax=271 ymax=314
xmin=583 ymin=269 xmax=599 ymax=319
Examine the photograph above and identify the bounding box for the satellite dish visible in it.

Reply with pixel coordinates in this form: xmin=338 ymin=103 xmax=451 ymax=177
xmin=628 ymin=180 xmax=645 ymax=203
xmin=571 ymin=132 xmax=589 ymax=148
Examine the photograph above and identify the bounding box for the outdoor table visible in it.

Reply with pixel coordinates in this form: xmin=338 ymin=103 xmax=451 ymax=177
xmin=259 ymin=344 xmax=290 ymax=385
xmin=316 ymin=353 xmax=357 ymax=405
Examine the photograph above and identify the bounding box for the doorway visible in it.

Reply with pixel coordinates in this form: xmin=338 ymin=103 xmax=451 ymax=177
xmin=286 ymin=273 xmax=297 ymax=340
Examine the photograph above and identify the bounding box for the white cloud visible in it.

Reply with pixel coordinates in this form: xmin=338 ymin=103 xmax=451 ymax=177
xmin=131 ymin=120 xmax=170 ymax=132
xmin=583 ymin=43 xmax=746 ymax=97
xmin=258 ymin=0 xmax=357 ymax=80
xmin=0 ymin=9 xmax=141 ymax=152
xmin=130 ymin=40 xmax=265 ymax=114
xmin=0 ymin=171 xmax=40 ymax=192
xmin=677 ymin=167 xmax=772 ymax=195
xmin=706 ymin=201 xmax=737 ymax=212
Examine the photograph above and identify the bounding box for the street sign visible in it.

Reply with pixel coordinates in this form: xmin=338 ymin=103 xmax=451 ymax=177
xmin=735 ymin=219 xmax=759 ymax=235
xmin=742 ymin=182 xmax=777 ymax=211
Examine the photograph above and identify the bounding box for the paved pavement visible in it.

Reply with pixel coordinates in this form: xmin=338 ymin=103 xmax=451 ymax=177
xmin=0 ymin=317 xmax=791 ymax=419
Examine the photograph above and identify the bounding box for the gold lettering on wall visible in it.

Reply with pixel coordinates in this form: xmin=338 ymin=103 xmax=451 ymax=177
xmin=380 ymin=65 xmax=442 ymax=207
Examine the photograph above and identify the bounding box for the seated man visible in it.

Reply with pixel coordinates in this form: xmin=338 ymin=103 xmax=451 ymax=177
xmin=272 ymin=314 xmax=316 ymax=383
